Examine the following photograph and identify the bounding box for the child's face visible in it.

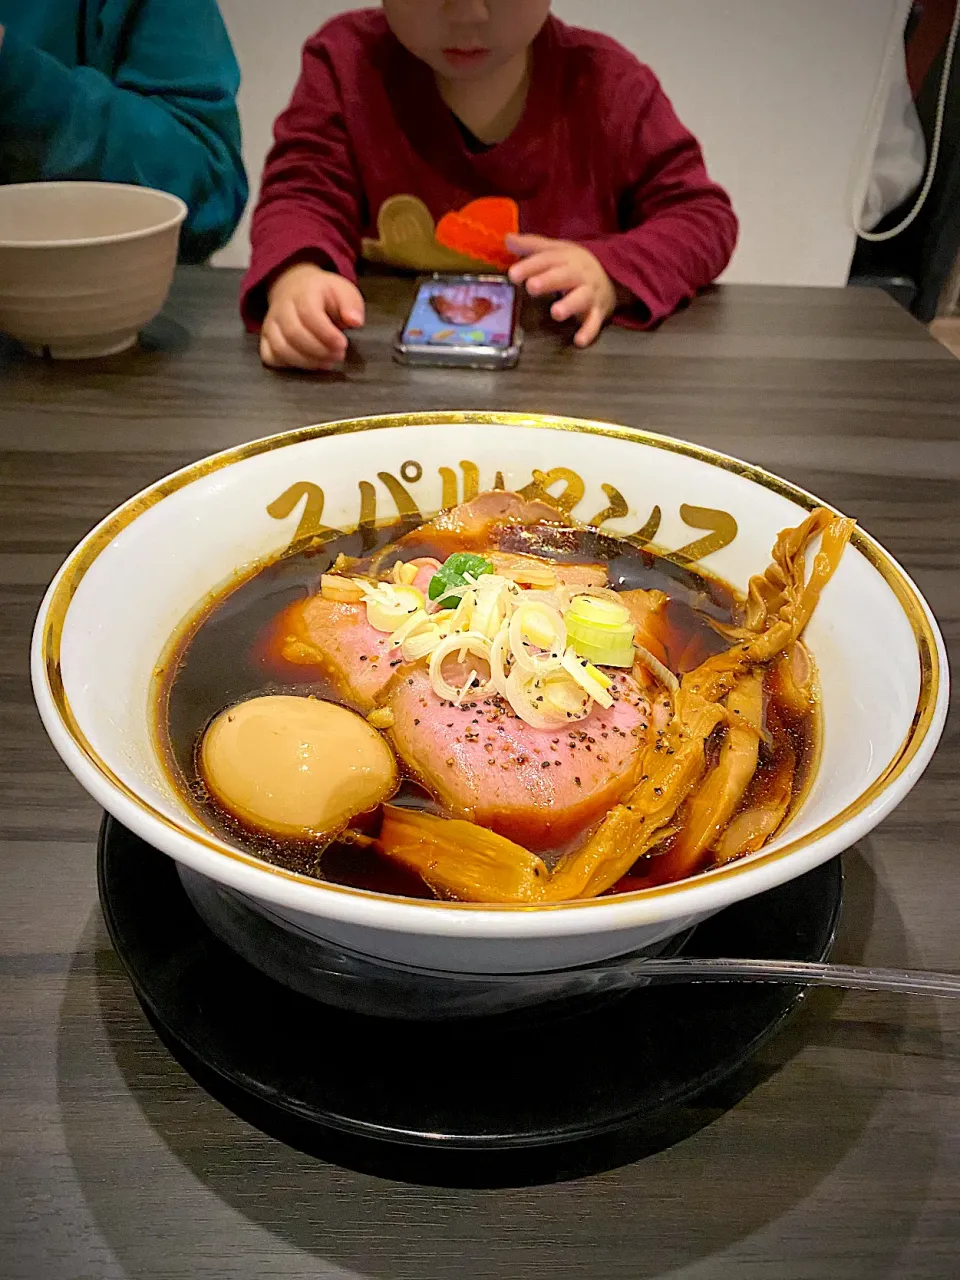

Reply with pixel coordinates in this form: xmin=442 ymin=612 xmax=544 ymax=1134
xmin=383 ymin=0 xmax=552 ymax=79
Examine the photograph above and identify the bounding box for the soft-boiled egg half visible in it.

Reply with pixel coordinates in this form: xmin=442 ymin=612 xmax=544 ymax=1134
xmin=200 ymin=695 xmax=397 ymax=838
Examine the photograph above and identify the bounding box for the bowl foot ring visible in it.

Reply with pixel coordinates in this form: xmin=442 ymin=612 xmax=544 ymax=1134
xmin=97 ymin=814 xmax=842 ymax=1187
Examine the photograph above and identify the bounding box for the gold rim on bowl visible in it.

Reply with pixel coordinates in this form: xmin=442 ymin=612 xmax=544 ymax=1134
xmin=38 ymin=412 xmax=943 ymax=912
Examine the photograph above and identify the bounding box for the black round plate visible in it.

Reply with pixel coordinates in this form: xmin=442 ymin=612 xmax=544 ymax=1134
xmin=98 ymin=816 xmax=841 ymax=1183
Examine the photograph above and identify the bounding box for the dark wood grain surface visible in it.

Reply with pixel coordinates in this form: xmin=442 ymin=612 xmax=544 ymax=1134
xmin=1 ymin=270 xmax=958 ymax=1279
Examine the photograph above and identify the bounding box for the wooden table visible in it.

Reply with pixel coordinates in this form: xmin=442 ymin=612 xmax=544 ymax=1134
xmin=2 ymin=270 xmax=958 ymax=1279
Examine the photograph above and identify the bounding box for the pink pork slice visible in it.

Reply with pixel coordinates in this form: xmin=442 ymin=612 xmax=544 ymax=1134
xmin=386 ymin=667 xmax=655 ymax=853
xmin=280 ymin=597 xmax=397 ymax=711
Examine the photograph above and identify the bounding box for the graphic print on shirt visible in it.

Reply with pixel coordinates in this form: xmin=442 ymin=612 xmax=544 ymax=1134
xmin=361 ymin=195 xmax=521 ymax=273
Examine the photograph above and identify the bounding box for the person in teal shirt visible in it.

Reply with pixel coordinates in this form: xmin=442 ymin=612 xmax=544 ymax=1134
xmin=0 ymin=0 xmax=247 ymax=262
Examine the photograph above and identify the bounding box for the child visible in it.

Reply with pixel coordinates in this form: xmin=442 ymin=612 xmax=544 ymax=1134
xmin=241 ymin=1 xmax=737 ymax=370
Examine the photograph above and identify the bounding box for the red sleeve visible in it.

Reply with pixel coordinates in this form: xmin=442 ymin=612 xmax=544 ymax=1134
xmin=239 ymin=32 xmax=364 ymax=330
xmin=576 ymin=72 xmax=738 ymax=329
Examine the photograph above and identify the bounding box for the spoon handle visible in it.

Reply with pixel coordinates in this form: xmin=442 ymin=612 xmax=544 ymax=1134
xmin=612 ymin=957 xmax=960 ymax=998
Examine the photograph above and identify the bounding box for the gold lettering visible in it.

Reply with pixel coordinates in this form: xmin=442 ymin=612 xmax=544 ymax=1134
xmin=460 ymin=460 xmax=480 ymax=502
xmin=357 ymin=480 xmax=378 ymax=553
xmin=377 ymin=472 xmax=422 ymax=534
xmin=627 ymin=506 xmax=662 ymax=549
xmin=439 ymin=461 xmax=482 ymax=509
xmin=518 ymin=467 xmax=585 ymax=514
xmin=266 ymin=482 xmax=340 ymax=552
xmin=438 ymin=467 xmax=459 ymax=511
xmin=589 ymin=484 xmax=629 ymax=527
xmin=666 ymin=505 xmax=738 ymax=565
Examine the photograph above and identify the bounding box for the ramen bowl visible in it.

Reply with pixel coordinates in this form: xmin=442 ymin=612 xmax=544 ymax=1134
xmin=32 ymin=414 xmax=948 ymax=1011
xmin=0 ymin=181 xmax=185 ymax=359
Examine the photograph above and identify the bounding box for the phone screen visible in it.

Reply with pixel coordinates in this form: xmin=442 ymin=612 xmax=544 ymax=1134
xmin=402 ymin=279 xmax=516 ymax=349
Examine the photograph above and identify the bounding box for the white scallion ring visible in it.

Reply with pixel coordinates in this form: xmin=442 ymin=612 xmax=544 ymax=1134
xmin=429 ymin=632 xmax=495 ymax=704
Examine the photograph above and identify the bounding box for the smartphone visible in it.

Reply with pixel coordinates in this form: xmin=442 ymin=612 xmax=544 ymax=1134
xmin=394 ymin=273 xmax=522 ymax=369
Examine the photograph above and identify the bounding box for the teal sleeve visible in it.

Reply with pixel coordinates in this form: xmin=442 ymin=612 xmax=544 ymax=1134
xmin=0 ymin=4 xmax=247 ymax=262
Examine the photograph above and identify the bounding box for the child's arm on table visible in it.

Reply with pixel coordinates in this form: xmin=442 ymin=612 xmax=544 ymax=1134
xmin=241 ymin=37 xmax=365 ymax=369
xmin=507 ymin=236 xmax=623 ymax=348
xmin=509 ymin=72 xmax=737 ymax=346
xmin=260 ymin=263 xmax=364 ymax=371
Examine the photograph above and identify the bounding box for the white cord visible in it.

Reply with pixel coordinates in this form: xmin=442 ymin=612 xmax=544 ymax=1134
xmin=853 ymin=0 xmax=960 ymax=242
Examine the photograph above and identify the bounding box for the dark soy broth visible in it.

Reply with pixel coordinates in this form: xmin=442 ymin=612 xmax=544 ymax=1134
xmin=157 ymin=520 xmax=817 ymax=899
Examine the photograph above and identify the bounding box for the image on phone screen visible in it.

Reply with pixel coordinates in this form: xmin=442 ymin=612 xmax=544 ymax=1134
xmin=401 ymin=280 xmax=516 ymax=350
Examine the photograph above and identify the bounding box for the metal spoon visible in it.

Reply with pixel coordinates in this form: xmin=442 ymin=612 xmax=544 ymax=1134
xmin=575 ymin=956 xmax=960 ymax=998
xmin=495 ymin=956 xmax=960 ymax=999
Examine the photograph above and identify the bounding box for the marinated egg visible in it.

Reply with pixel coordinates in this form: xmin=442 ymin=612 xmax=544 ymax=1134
xmin=200 ymin=695 xmax=397 ymax=838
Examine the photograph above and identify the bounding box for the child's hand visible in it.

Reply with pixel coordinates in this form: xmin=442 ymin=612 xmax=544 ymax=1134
xmin=506 ymin=235 xmax=617 ymax=348
xmin=261 ymin=263 xmax=365 ymax=370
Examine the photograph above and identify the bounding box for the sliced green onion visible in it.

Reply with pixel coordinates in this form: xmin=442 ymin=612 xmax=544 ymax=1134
xmin=509 ymin=601 xmax=566 ymax=675
xmin=429 ymin=631 xmax=495 ymax=703
xmin=565 ymin=628 xmax=636 ymax=669
xmin=505 ymin=668 xmax=584 ymax=730
xmin=541 ymin=671 xmax=591 ymax=720
xmin=560 ymin=650 xmax=615 ymax=708
xmin=567 ymin=593 xmax=632 ymax=630
xmin=566 ymin=621 xmax=633 ymax=664
xmin=564 ymin=592 xmax=636 ymax=668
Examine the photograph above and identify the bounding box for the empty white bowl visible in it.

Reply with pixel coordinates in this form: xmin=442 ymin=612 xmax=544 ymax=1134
xmin=31 ymin=413 xmax=949 ymax=996
xmin=0 ymin=181 xmax=185 ymax=359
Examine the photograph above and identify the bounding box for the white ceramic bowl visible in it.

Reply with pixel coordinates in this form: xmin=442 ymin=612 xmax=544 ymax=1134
xmin=0 ymin=181 xmax=185 ymax=359
xmin=32 ymin=414 xmax=949 ymax=984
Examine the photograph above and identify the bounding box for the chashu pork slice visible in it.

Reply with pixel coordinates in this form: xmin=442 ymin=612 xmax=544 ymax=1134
xmin=371 ymin=491 xmax=570 ymax=565
xmin=355 ymin=492 xmax=610 ymax=588
xmin=279 ymin=597 xmax=396 ymax=712
xmin=420 ymin=491 xmax=567 ymax=542
xmin=487 ymin=550 xmax=608 ymax=591
xmin=620 ymin=588 xmax=671 ymax=666
xmin=385 ymin=667 xmax=656 ymax=853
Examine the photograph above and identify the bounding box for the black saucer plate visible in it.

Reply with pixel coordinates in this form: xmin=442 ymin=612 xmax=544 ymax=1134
xmin=98 ymin=816 xmax=842 ymax=1172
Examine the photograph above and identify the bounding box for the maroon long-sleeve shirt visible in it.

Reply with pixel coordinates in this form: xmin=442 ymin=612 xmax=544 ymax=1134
xmin=241 ymin=10 xmax=738 ymax=330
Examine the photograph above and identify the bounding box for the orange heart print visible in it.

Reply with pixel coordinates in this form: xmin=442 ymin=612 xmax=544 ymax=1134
xmin=435 ymin=198 xmax=521 ymax=271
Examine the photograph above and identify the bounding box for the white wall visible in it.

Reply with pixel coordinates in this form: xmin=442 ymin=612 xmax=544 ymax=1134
xmin=215 ymin=0 xmax=909 ymax=286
